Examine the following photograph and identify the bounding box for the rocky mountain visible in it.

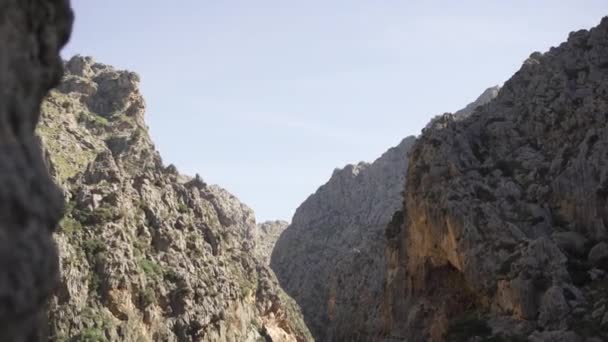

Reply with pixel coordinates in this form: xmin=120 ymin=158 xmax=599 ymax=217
xmin=38 ymin=55 xmax=312 ymax=342
xmin=255 ymin=221 xmax=289 ymax=265
xmin=270 ymin=83 xmax=500 ymax=342
xmin=453 ymin=85 xmax=501 ymax=119
xmin=271 ymin=136 xmax=415 ymax=341
xmin=271 ymin=84 xmax=499 ymax=340
xmin=382 ymin=17 xmax=608 ymax=341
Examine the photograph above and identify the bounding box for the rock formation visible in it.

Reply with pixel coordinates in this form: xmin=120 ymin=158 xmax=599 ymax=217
xmin=383 ymin=17 xmax=608 ymax=341
xmin=453 ymin=85 xmax=501 ymax=119
xmin=0 ymin=1 xmax=73 ymax=341
xmin=271 ymin=136 xmax=416 ymax=341
xmin=39 ymin=55 xmax=312 ymax=342
xmin=270 ymin=82 xmax=499 ymax=342
xmin=256 ymin=221 xmax=289 ymax=265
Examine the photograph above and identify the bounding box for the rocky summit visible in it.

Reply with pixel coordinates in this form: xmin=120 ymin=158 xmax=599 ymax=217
xmin=271 ymin=86 xmax=498 ymax=341
xmin=37 ymin=56 xmax=312 ymax=342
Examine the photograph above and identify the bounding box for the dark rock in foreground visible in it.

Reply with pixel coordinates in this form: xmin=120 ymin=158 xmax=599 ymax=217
xmin=0 ymin=0 xmax=73 ymax=341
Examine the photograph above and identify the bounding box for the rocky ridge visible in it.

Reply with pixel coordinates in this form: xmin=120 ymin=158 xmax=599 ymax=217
xmin=270 ymin=83 xmax=500 ymax=342
xmin=382 ymin=17 xmax=608 ymax=341
xmin=39 ymin=55 xmax=312 ymax=342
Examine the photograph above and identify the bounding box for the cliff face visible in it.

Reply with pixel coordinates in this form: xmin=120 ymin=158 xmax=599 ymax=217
xmin=383 ymin=17 xmax=608 ymax=341
xmin=271 ymin=137 xmax=415 ymax=341
xmin=39 ymin=56 xmax=312 ymax=342
xmin=256 ymin=221 xmax=289 ymax=265
xmin=0 ymin=1 xmax=73 ymax=341
xmin=271 ymin=84 xmax=499 ymax=341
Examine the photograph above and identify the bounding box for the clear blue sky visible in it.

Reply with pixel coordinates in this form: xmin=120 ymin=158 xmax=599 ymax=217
xmin=63 ymin=1 xmax=606 ymax=222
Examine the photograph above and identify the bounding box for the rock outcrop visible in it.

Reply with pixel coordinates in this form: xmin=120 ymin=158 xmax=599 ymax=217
xmin=256 ymin=221 xmax=289 ymax=265
xmin=271 ymin=84 xmax=499 ymax=341
xmin=453 ymin=85 xmax=501 ymax=119
xmin=271 ymin=136 xmax=416 ymax=341
xmin=39 ymin=55 xmax=312 ymax=342
xmin=382 ymin=17 xmax=608 ymax=341
xmin=0 ymin=1 xmax=73 ymax=341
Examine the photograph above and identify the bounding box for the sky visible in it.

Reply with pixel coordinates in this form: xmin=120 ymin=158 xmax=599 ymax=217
xmin=63 ymin=1 xmax=606 ymax=222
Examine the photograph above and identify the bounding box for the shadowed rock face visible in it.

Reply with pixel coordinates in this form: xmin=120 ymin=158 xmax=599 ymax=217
xmin=0 ymin=1 xmax=73 ymax=341
xmin=270 ymin=85 xmax=499 ymax=342
xmin=383 ymin=17 xmax=608 ymax=341
xmin=271 ymin=137 xmax=416 ymax=341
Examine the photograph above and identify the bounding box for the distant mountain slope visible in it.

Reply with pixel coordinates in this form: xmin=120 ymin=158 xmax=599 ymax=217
xmin=256 ymin=221 xmax=289 ymax=265
xmin=40 ymin=56 xmax=312 ymax=342
xmin=271 ymin=86 xmax=498 ymax=341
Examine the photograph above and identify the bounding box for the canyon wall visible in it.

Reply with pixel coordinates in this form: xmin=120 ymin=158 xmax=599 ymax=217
xmin=40 ymin=56 xmax=312 ymax=342
xmin=383 ymin=17 xmax=608 ymax=342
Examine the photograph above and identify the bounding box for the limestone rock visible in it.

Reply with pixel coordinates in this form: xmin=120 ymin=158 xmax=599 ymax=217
xmin=271 ymin=85 xmax=498 ymax=341
xmin=382 ymin=17 xmax=608 ymax=341
xmin=271 ymin=137 xmax=416 ymax=341
xmin=40 ymin=56 xmax=312 ymax=342
xmin=256 ymin=221 xmax=289 ymax=265
xmin=453 ymin=85 xmax=502 ymax=119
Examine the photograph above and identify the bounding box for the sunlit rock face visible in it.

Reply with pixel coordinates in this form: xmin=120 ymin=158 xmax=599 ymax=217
xmin=40 ymin=55 xmax=312 ymax=342
xmin=383 ymin=17 xmax=608 ymax=342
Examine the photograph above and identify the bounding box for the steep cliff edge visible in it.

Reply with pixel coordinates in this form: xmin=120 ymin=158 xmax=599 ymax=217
xmin=383 ymin=17 xmax=608 ymax=341
xmin=39 ymin=56 xmax=312 ymax=342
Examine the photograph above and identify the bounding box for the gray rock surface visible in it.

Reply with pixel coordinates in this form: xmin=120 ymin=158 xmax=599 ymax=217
xmin=270 ymin=84 xmax=498 ymax=341
xmin=256 ymin=221 xmax=289 ymax=265
xmin=271 ymin=137 xmax=416 ymax=341
xmin=39 ymin=55 xmax=312 ymax=342
xmin=0 ymin=1 xmax=73 ymax=341
xmin=382 ymin=17 xmax=608 ymax=341
xmin=453 ymin=85 xmax=501 ymax=119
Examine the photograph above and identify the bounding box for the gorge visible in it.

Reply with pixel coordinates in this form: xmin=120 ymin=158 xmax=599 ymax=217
xmin=0 ymin=1 xmax=606 ymax=341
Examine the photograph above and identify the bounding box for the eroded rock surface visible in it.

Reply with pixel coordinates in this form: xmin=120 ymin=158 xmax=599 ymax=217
xmin=271 ymin=136 xmax=415 ymax=341
xmin=39 ymin=56 xmax=312 ymax=342
xmin=256 ymin=221 xmax=289 ymax=265
xmin=271 ymin=82 xmax=499 ymax=341
xmin=0 ymin=1 xmax=73 ymax=341
xmin=383 ymin=17 xmax=608 ymax=341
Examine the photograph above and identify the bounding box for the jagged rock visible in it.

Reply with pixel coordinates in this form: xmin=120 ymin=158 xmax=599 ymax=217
xmin=39 ymin=55 xmax=312 ymax=341
xmin=271 ymin=137 xmax=417 ymax=341
xmin=255 ymin=221 xmax=289 ymax=265
xmin=453 ymin=85 xmax=501 ymax=119
xmin=0 ymin=1 xmax=73 ymax=341
xmin=271 ymin=86 xmax=498 ymax=342
xmin=382 ymin=17 xmax=608 ymax=341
